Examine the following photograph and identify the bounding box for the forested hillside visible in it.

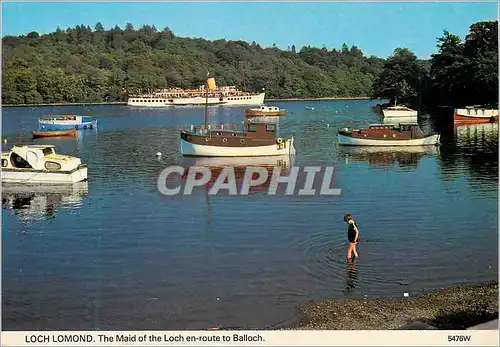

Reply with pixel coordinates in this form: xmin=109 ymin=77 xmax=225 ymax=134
xmin=2 ymin=23 xmax=385 ymax=104
xmin=2 ymin=21 xmax=497 ymax=108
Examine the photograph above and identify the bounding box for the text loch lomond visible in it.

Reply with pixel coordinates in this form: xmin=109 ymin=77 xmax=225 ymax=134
xmin=26 ymin=334 xmax=94 ymax=343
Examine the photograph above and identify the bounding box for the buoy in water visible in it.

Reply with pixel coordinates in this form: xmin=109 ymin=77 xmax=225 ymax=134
xmin=3 ymin=139 xmax=7 ymax=144
xmin=156 ymin=152 xmax=162 ymax=157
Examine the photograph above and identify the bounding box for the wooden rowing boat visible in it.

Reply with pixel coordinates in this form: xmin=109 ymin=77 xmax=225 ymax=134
xmin=32 ymin=128 xmax=77 ymax=139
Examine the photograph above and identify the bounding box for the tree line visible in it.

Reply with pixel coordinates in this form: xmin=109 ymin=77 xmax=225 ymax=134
xmin=371 ymin=20 xmax=498 ymax=109
xmin=2 ymin=20 xmax=497 ymax=109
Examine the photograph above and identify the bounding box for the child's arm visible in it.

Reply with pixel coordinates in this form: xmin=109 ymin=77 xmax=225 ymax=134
xmin=354 ymin=223 xmax=359 ymax=242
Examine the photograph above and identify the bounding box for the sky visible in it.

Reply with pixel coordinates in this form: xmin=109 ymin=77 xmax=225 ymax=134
xmin=1 ymin=1 xmax=498 ymax=59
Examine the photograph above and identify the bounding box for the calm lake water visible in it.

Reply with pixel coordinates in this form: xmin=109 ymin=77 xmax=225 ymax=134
xmin=2 ymin=100 xmax=498 ymax=330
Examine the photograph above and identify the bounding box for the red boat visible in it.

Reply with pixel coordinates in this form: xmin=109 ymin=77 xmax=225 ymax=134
xmin=454 ymin=107 xmax=499 ymax=123
xmin=32 ymin=128 xmax=77 ymax=139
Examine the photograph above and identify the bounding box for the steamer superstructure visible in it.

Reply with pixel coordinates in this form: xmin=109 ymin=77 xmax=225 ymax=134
xmin=127 ymin=78 xmax=265 ymax=107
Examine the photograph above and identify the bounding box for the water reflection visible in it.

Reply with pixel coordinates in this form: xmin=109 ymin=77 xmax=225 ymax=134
xmin=2 ymin=182 xmax=89 ymax=230
xmin=340 ymin=146 xmax=438 ymax=168
xmin=454 ymin=122 xmax=499 ymax=144
xmin=344 ymin=260 xmax=359 ymax=296
xmin=179 ymin=155 xmax=295 ymax=195
xmin=439 ymin=122 xmax=498 ymax=183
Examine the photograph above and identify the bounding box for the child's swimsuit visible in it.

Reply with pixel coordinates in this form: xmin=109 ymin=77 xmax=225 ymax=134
xmin=347 ymin=222 xmax=358 ymax=243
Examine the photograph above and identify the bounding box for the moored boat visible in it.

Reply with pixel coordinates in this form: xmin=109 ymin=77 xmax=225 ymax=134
xmin=38 ymin=115 xmax=97 ymax=130
xmin=179 ymin=77 xmax=295 ymax=157
xmin=1 ymin=145 xmax=88 ymax=184
xmin=454 ymin=106 xmax=499 ymax=123
xmin=244 ymin=105 xmax=287 ymax=117
xmin=32 ymin=128 xmax=77 ymax=139
xmin=382 ymin=105 xmax=418 ymax=118
xmin=337 ymin=123 xmax=440 ymax=146
xmin=180 ymin=119 xmax=295 ymax=157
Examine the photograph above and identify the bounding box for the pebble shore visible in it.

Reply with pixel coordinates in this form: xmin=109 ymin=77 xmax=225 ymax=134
xmin=294 ymin=281 xmax=498 ymax=330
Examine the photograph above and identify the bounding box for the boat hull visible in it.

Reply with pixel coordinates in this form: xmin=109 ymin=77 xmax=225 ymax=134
xmin=128 ymin=93 xmax=265 ymax=107
xmin=38 ymin=120 xmax=97 ymax=130
xmin=245 ymin=110 xmax=287 ymax=117
xmin=32 ymin=129 xmax=77 ymax=139
xmin=180 ymin=138 xmax=295 ymax=157
xmin=1 ymin=164 xmax=88 ymax=184
xmin=338 ymin=134 xmax=440 ymax=146
xmin=382 ymin=109 xmax=418 ymax=118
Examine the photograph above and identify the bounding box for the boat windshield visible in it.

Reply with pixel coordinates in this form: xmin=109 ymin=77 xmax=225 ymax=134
xmin=42 ymin=147 xmax=54 ymax=156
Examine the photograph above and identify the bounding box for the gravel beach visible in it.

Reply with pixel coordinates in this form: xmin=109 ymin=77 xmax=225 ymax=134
xmin=294 ymin=281 xmax=498 ymax=330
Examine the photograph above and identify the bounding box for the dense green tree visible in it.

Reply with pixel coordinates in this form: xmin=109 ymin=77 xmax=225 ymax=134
xmin=371 ymin=47 xmax=422 ymax=106
xmin=422 ymin=21 xmax=497 ymax=108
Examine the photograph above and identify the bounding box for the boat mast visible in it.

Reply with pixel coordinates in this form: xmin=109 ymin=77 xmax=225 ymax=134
xmin=241 ymin=61 xmax=247 ymax=91
xmin=18 ymin=120 xmax=23 ymax=145
xmin=204 ymin=72 xmax=209 ymax=131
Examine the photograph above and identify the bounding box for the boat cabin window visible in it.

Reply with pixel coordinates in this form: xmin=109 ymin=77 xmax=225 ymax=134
xmin=247 ymin=124 xmax=257 ymax=132
xmin=42 ymin=147 xmax=54 ymax=156
xmin=400 ymin=125 xmax=414 ymax=131
xmin=45 ymin=161 xmax=61 ymax=171
xmin=10 ymin=153 xmax=33 ymax=169
xmin=266 ymin=124 xmax=276 ymax=132
xmin=2 ymin=159 xmax=7 ymax=167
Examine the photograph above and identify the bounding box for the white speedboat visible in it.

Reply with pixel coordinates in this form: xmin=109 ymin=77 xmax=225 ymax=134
xmin=244 ymin=105 xmax=287 ymax=117
xmin=382 ymin=105 xmax=418 ymax=118
xmin=1 ymin=145 xmax=88 ymax=184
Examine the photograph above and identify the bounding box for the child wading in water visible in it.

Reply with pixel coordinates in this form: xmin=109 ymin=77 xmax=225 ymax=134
xmin=344 ymin=214 xmax=359 ymax=261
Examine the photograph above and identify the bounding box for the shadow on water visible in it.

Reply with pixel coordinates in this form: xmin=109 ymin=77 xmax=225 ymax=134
xmin=344 ymin=260 xmax=359 ymax=296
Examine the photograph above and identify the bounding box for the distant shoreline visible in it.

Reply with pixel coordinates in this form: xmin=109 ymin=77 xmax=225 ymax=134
xmin=1 ymin=97 xmax=374 ymax=108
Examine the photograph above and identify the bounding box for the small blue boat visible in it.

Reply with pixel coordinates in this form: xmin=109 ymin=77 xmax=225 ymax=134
xmin=38 ymin=115 xmax=98 ymax=131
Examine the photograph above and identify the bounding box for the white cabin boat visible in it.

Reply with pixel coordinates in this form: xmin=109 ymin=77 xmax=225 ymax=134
xmin=1 ymin=145 xmax=88 ymax=184
xmin=244 ymin=105 xmax=287 ymax=117
xmin=382 ymin=106 xmax=418 ymax=118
